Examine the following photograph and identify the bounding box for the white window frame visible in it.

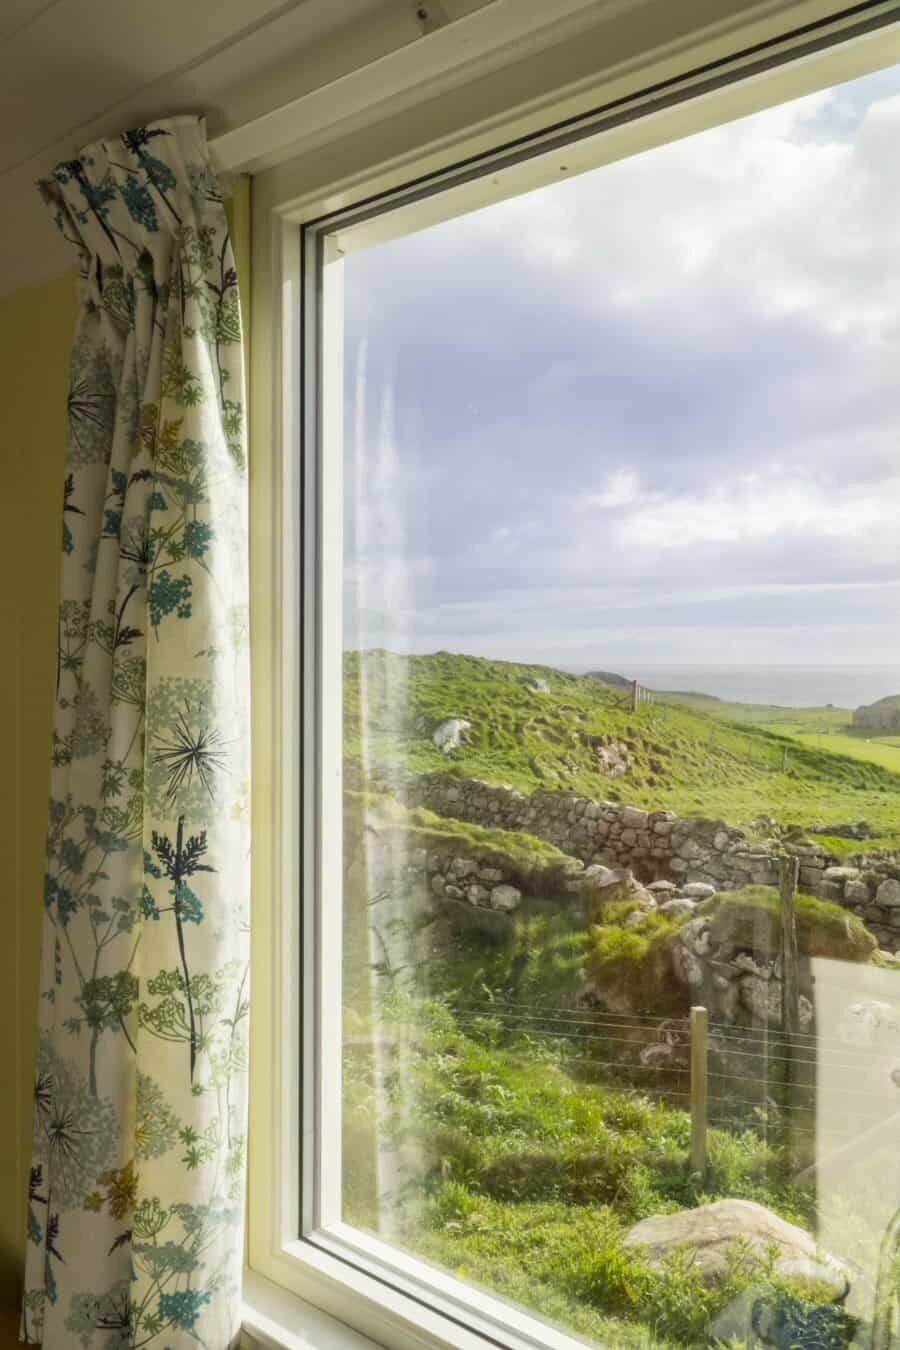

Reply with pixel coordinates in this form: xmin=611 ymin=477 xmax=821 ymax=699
xmin=241 ymin=3 xmax=900 ymax=1346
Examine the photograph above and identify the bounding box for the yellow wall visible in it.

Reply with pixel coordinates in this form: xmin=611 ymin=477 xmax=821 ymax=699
xmin=1 ymin=269 xmax=78 ymax=1316
xmin=0 ymin=182 xmax=249 ymax=1333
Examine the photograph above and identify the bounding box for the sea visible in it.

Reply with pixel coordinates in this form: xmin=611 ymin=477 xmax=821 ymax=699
xmin=598 ymin=666 xmax=900 ymax=710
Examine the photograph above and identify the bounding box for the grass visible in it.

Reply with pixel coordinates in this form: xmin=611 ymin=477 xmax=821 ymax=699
xmin=340 ymin=650 xmax=898 ymax=1344
xmin=342 ymin=840 xmax=884 ymax=1346
xmin=762 ymin=725 xmax=900 ymax=775
xmin=353 ymin=791 xmax=570 ymax=866
xmin=656 ymin=691 xmax=900 ymax=773
xmin=343 ymin=993 xmax=857 ymax=1349
xmin=344 ymin=649 xmax=900 ymax=835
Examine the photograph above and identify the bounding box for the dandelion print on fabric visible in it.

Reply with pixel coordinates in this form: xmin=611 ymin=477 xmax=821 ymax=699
xmin=21 ymin=116 xmax=249 ymax=1350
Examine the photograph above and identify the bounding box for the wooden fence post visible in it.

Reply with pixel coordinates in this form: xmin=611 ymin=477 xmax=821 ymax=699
xmin=631 ymin=679 xmax=639 ymax=713
xmin=690 ymin=1006 xmax=708 ymax=1176
xmin=781 ymin=745 xmax=788 ymax=773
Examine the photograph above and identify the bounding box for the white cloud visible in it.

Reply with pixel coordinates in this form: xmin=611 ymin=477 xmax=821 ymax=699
xmin=470 ymin=78 xmax=900 ymax=344
xmin=344 ymin=65 xmax=900 ymax=665
xmin=583 ymin=468 xmax=642 ymax=509
xmin=616 ymin=471 xmax=900 ymax=551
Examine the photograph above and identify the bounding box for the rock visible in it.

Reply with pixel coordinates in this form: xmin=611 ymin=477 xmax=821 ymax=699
xmin=739 ymin=974 xmax=782 ymax=1023
xmin=823 ymin=866 xmax=860 ymax=882
xmin=877 ymin=879 xmax=900 ymax=908
xmin=478 ymin=868 xmax=505 ymax=883
xmin=622 ymin=1199 xmax=849 ymax=1299
xmin=838 ymin=1000 xmax=897 ymax=1043
xmin=582 ymin=865 xmax=636 ymax=902
xmin=682 ymin=950 xmax=704 ymax=987
xmin=732 ymin=951 xmax=776 ymax=979
xmin=596 ymin=743 xmax=629 ymax=777
xmin=844 ymin=880 xmax=871 ymax=904
xmin=430 ymin=876 xmax=445 ymax=897
xmin=624 ymin=910 xmax=648 ymax=928
xmin=647 ymin=880 xmax=678 ymax=894
xmin=466 ymin=883 xmax=490 ymax=905
xmin=449 ymin=857 xmax=478 ymax=879
xmin=683 ymin=882 xmax=717 ymax=899
xmin=490 ymin=884 xmax=521 ymax=912
xmin=432 ymin=718 xmax=471 ymax=752
xmin=620 ymin=806 xmax=649 ymax=829
xmin=518 ymin=676 xmax=549 ymax=693
xmin=444 ymin=884 xmax=465 ymax=900
xmin=679 ymin=917 xmax=714 ymax=957
xmin=659 ymin=898 xmax=697 ymax=917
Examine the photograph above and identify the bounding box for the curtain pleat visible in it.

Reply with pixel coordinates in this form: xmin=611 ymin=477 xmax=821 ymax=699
xmin=20 ymin=115 xmax=249 ymax=1349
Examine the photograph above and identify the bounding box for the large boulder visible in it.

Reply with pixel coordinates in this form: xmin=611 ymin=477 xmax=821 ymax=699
xmin=432 ymin=718 xmax=471 ymax=752
xmin=623 ymin=1199 xmax=849 ymax=1299
xmin=698 ymin=897 xmax=876 ymax=967
xmin=581 ymin=864 xmax=654 ymax=908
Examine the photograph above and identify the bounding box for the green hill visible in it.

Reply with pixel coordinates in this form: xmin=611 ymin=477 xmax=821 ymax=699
xmin=343 ymin=649 xmax=900 ymax=838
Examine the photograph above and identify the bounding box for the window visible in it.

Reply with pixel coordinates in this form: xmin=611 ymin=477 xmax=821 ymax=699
xmin=248 ymin=7 xmax=900 ymax=1350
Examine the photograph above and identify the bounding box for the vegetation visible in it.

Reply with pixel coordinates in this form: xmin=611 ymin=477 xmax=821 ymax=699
xmin=344 ymin=649 xmax=900 ymax=837
xmin=341 ymin=648 xmax=900 ymax=1346
xmin=348 ymin=790 xmax=570 ymax=866
xmin=343 ymin=992 xmax=859 ymax=1349
xmin=657 ymin=688 xmax=900 ymax=798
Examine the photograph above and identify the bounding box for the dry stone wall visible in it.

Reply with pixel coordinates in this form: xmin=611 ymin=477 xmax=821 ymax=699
xmin=364 ymin=766 xmax=900 ymax=951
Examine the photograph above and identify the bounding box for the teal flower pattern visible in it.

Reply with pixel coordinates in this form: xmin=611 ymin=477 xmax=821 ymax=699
xmin=22 ymin=116 xmax=249 ymax=1349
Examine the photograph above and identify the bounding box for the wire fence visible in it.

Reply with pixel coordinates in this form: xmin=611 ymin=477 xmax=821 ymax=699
xmin=449 ymin=998 xmax=900 ymax=1161
xmin=617 ymin=681 xmax=792 ymax=771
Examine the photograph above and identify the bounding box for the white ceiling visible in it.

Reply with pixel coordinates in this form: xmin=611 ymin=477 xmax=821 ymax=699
xmin=0 ymin=0 xmax=470 ymax=295
xmin=0 ymin=0 xmax=868 ymax=296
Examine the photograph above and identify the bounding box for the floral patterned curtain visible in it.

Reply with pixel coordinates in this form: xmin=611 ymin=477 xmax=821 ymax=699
xmin=21 ymin=116 xmax=249 ymax=1349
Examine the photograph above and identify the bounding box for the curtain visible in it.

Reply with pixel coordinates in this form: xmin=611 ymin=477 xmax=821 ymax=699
xmin=20 ymin=116 xmax=250 ymax=1349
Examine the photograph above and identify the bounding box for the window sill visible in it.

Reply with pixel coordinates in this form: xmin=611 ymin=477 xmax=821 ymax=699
xmin=242 ymin=1268 xmax=383 ymax=1350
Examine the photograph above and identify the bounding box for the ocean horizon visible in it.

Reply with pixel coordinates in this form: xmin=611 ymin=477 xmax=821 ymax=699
xmin=578 ymin=664 xmax=900 ymax=710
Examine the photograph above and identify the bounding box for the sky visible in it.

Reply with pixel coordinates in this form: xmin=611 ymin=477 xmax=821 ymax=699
xmin=341 ymin=63 xmax=900 ymax=672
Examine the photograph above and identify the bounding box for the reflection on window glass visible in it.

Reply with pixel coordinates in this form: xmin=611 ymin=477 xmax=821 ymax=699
xmin=340 ymin=65 xmax=900 ymax=1349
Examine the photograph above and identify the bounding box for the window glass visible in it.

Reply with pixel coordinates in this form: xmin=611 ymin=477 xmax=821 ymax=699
xmin=340 ymin=64 xmax=900 ymax=1349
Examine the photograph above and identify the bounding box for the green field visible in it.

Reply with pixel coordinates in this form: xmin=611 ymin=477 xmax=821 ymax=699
xmin=658 ymin=689 xmax=900 ymax=774
xmin=345 ymin=650 xmax=900 ymax=839
xmin=761 ymin=725 xmax=900 ymax=775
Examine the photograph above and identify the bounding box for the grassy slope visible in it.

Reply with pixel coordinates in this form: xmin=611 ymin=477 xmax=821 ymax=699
xmin=344 ymin=650 xmax=900 ymax=836
xmin=658 ymin=689 xmax=900 ymax=775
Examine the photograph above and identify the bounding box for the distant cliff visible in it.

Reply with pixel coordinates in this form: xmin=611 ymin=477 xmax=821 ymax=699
xmin=852 ymin=694 xmax=900 ymax=731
